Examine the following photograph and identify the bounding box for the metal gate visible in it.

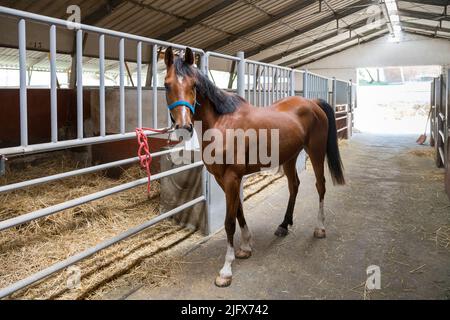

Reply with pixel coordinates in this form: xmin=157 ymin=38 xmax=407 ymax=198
xmin=430 ymin=71 xmax=449 ymax=169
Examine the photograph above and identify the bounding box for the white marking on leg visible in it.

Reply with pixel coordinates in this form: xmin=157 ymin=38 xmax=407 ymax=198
xmin=219 ymin=244 xmax=235 ymax=279
xmin=240 ymin=225 xmax=252 ymax=252
xmin=317 ymin=200 xmax=325 ymax=230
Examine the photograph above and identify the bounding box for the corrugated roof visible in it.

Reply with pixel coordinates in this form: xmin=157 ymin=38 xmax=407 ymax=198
xmin=0 ymin=0 xmax=448 ymax=71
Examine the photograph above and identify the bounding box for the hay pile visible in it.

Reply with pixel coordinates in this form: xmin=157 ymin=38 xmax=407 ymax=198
xmin=408 ymin=148 xmax=435 ymax=158
xmin=0 ymin=154 xmax=201 ymax=299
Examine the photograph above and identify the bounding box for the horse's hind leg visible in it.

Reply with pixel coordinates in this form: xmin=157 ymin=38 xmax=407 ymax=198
xmin=235 ymin=201 xmax=252 ymax=259
xmin=275 ymin=156 xmax=300 ymax=237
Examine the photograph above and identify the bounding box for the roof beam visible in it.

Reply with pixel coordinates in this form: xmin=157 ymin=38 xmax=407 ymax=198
xmin=292 ymin=30 xmax=389 ymax=68
xmin=261 ymin=16 xmax=385 ymax=63
xmin=83 ymin=0 xmax=125 ymax=25
xmin=204 ymin=0 xmax=317 ymax=51
xmin=157 ymin=0 xmax=240 ymax=40
xmin=244 ymin=0 xmax=374 ymax=58
xmin=403 ymin=29 xmax=450 ymax=40
xmin=283 ymin=28 xmax=388 ymax=67
xmin=401 ymin=21 xmax=450 ymax=33
xmin=398 ymin=0 xmax=449 ymax=7
xmin=396 ymin=8 xmax=450 ymax=22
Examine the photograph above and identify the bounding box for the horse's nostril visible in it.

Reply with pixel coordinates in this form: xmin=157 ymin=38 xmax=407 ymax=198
xmin=175 ymin=124 xmax=180 ymax=130
xmin=183 ymin=124 xmax=193 ymax=133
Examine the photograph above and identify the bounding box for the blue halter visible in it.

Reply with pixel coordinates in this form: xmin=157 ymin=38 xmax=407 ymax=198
xmin=167 ymin=100 xmax=199 ymax=114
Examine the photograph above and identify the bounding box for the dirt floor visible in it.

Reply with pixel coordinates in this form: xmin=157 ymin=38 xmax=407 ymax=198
xmin=121 ymin=133 xmax=450 ymax=300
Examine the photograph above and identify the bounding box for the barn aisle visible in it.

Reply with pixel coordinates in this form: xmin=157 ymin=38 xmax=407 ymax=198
xmin=124 ymin=133 xmax=450 ymax=300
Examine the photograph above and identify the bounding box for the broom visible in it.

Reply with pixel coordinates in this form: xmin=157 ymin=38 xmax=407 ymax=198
xmin=416 ymin=106 xmax=432 ymax=145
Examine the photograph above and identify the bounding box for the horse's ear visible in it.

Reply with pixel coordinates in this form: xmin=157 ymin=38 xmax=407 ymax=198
xmin=164 ymin=46 xmax=174 ymax=68
xmin=184 ymin=47 xmax=194 ymax=66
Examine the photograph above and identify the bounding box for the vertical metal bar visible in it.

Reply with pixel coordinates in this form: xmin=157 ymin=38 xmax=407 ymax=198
xmin=49 ymin=25 xmax=57 ymax=143
xmin=247 ymin=63 xmax=250 ymax=101
xmin=272 ymin=67 xmax=275 ymax=103
xmin=303 ymin=70 xmax=308 ymax=98
xmin=99 ymin=34 xmax=105 ymax=137
xmin=446 ymin=69 xmax=450 ymax=168
xmin=18 ymin=19 xmax=28 ymax=147
xmin=332 ymin=77 xmax=337 ymax=111
xmin=290 ymin=70 xmax=295 ymax=96
xmin=137 ymin=41 xmax=142 ymax=128
xmin=119 ymin=38 xmax=125 ymax=134
xmin=76 ymin=29 xmax=83 ymax=139
xmin=263 ymin=67 xmax=267 ymax=106
xmin=257 ymin=67 xmax=261 ymax=106
xmin=275 ymin=68 xmax=279 ymax=100
xmin=201 ymin=53 xmax=208 ymax=75
xmin=236 ymin=51 xmax=245 ymax=98
xmin=313 ymin=76 xmax=317 ymax=99
xmin=253 ymin=64 xmax=256 ymax=105
xmin=277 ymin=68 xmax=280 ymax=100
xmin=268 ymin=68 xmax=272 ymax=104
xmin=152 ymin=44 xmax=158 ymax=128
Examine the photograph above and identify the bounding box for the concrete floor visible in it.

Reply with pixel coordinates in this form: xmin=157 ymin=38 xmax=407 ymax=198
xmin=127 ymin=133 xmax=450 ymax=300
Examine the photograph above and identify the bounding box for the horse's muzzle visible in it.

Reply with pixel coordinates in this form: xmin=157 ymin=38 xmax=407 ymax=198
xmin=174 ymin=123 xmax=194 ymax=137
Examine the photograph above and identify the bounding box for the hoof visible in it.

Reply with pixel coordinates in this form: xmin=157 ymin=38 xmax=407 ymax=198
xmin=235 ymin=249 xmax=252 ymax=259
xmin=215 ymin=276 xmax=232 ymax=287
xmin=313 ymin=228 xmax=326 ymax=239
xmin=274 ymin=226 xmax=288 ymax=237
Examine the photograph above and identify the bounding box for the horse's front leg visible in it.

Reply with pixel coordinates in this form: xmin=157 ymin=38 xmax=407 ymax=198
xmin=215 ymin=171 xmax=241 ymax=287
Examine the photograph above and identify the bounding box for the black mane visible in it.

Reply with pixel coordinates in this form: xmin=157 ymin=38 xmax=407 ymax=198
xmin=173 ymin=58 xmax=244 ymax=114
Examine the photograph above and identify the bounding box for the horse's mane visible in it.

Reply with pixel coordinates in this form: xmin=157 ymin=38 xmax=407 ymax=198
xmin=173 ymin=58 xmax=244 ymax=114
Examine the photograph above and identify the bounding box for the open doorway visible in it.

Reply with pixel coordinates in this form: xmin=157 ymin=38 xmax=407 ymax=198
xmin=355 ymin=66 xmax=441 ymax=134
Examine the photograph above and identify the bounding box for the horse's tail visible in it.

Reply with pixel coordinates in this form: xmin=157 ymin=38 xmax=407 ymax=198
xmin=316 ymin=99 xmax=345 ymax=185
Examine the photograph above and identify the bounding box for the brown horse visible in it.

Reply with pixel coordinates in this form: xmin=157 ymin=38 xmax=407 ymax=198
xmin=163 ymin=47 xmax=345 ymax=287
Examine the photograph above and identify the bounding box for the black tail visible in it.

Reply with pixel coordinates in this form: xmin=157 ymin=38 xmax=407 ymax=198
xmin=317 ymin=99 xmax=345 ymax=185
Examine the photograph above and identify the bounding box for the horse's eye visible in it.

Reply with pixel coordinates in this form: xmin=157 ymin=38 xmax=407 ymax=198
xmin=164 ymin=83 xmax=170 ymax=91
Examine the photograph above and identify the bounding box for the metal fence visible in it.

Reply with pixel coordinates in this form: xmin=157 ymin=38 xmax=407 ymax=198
xmin=303 ymin=71 xmax=329 ymax=101
xmin=430 ymin=72 xmax=449 ymax=169
xmin=0 ymin=6 xmax=355 ymax=298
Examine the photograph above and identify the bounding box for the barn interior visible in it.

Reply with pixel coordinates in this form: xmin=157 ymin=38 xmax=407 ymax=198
xmin=0 ymin=0 xmax=449 ymax=300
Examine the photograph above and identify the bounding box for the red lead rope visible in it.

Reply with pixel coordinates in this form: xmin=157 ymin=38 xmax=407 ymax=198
xmin=135 ymin=127 xmax=170 ymax=194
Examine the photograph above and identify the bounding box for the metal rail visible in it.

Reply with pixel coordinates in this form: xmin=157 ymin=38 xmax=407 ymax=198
xmin=0 ymin=147 xmax=183 ymax=194
xmin=0 ymin=195 xmax=205 ymax=299
xmin=0 ymin=5 xmax=204 ymax=157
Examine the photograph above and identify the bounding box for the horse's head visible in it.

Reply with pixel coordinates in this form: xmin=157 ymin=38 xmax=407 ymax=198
xmin=164 ymin=46 xmax=196 ymax=134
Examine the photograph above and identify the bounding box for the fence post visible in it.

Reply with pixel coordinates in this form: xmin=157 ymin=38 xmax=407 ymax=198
xmin=347 ymin=79 xmax=353 ymax=139
xmin=430 ymin=79 xmax=435 ymax=147
xmin=152 ymin=44 xmax=158 ymax=128
xmin=290 ymin=70 xmax=296 ymax=96
xmin=303 ymin=69 xmax=308 ymax=98
xmin=331 ymin=77 xmax=337 ymax=112
xmin=445 ymin=69 xmax=449 ymax=169
xmin=200 ymin=52 xmax=209 ymax=76
xmin=18 ymin=19 xmax=28 ymax=147
xmin=236 ymin=51 xmax=245 ymax=98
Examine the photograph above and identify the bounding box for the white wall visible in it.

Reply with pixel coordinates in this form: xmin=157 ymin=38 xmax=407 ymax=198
xmin=302 ymin=33 xmax=450 ymax=82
